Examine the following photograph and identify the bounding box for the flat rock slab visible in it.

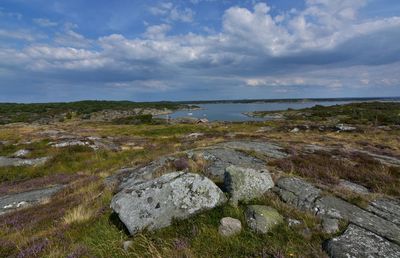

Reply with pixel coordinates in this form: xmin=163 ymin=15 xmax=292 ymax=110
xmin=325 ymin=224 xmax=400 ymax=258
xmin=366 ymin=198 xmax=400 ymax=227
xmin=217 ymin=141 xmax=288 ymax=159
xmin=111 ymin=172 xmax=227 ymax=235
xmin=315 ymin=195 xmax=400 ymax=245
xmin=188 ymin=148 xmax=266 ymax=180
xmin=275 ymin=176 xmax=400 ymax=246
xmin=274 ymin=177 xmax=321 ymax=211
xmin=338 ymin=179 xmax=369 ymax=194
xmin=0 ymin=185 xmax=63 ymax=215
xmin=0 ymin=157 xmax=48 ymax=167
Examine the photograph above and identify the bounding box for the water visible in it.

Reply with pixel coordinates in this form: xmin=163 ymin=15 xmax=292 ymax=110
xmin=160 ymin=101 xmax=354 ymax=122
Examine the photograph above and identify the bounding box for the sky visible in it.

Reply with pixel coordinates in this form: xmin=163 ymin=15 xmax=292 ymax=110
xmin=0 ymin=0 xmax=399 ymax=102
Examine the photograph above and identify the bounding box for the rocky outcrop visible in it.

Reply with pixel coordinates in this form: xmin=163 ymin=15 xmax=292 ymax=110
xmin=245 ymin=205 xmax=283 ymax=234
xmin=0 ymin=185 xmax=63 ymax=215
xmin=325 ymin=224 xmax=400 ymax=258
xmin=274 ymin=177 xmax=321 ymax=211
xmin=338 ymin=179 xmax=369 ymax=194
xmin=217 ymin=141 xmax=288 ymax=159
xmin=111 ymin=172 xmax=227 ymax=235
xmin=366 ymin=198 xmax=400 ymax=227
xmin=0 ymin=156 xmax=48 ymax=167
xmin=274 ymin=176 xmax=400 ymax=255
xmin=224 ymin=165 xmax=274 ymax=206
xmin=218 ymin=217 xmax=242 ymax=237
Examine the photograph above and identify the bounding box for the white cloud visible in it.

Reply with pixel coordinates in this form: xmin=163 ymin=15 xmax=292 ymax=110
xmin=149 ymin=3 xmax=195 ymax=23
xmin=33 ymin=18 xmax=58 ymax=27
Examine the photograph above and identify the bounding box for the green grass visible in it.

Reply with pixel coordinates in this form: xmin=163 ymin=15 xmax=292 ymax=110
xmin=48 ymin=193 xmax=327 ymax=258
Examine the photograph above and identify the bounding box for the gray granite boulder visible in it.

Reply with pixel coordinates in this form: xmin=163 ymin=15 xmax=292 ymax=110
xmin=245 ymin=205 xmax=283 ymax=234
xmin=325 ymin=224 xmax=400 ymax=258
xmin=187 ymin=148 xmax=266 ymax=181
xmin=224 ymin=165 xmax=274 ymax=206
xmin=111 ymin=172 xmax=227 ymax=235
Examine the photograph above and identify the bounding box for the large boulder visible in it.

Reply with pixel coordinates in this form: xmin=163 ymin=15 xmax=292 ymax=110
xmin=325 ymin=224 xmax=400 ymax=258
xmin=224 ymin=165 xmax=274 ymax=206
xmin=245 ymin=205 xmax=283 ymax=234
xmin=111 ymin=172 xmax=227 ymax=235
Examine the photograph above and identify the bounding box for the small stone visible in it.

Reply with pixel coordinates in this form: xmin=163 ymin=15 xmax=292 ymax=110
xmin=245 ymin=205 xmax=283 ymax=234
xmin=290 ymin=128 xmax=300 ymax=133
xmin=13 ymin=149 xmax=31 ymax=158
xmin=287 ymin=218 xmax=302 ymax=227
xmin=123 ymin=240 xmax=133 ymax=251
xmin=322 ymin=217 xmax=339 ymax=234
xmin=218 ymin=217 xmax=242 ymax=237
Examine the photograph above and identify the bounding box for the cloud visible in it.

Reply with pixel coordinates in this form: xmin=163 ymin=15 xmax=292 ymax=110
xmin=33 ymin=18 xmax=58 ymax=27
xmin=0 ymin=1 xmax=399 ymax=101
xmin=149 ymin=3 xmax=195 ymax=23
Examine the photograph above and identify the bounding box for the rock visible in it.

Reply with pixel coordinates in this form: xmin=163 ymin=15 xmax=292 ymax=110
xmin=274 ymin=177 xmax=321 ymax=211
xmin=325 ymin=224 xmax=400 ymax=258
xmin=187 ymin=148 xmax=266 ymax=181
xmin=366 ymin=198 xmax=400 ymax=227
xmin=0 ymin=185 xmax=63 ymax=215
xmin=198 ymin=118 xmax=209 ymax=123
xmin=256 ymin=126 xmax=274 ymax=133
xmin=117 ymin=156 xmax=174 ymax=190
xmin=218 ymin=141 xmax=288 ymax=159
xmin=12 ymin=149 xmax=31 ymax=158
xmin=322 ymin=217 xmax=339 ymax=234
xmin=218 ymin=217 xmax=242 ymax=237
xmin=111 ymin=172 xmax=227 ymax=235
xmin=290 ymin=128 xmax=300 ymax=133
xmin=287 ymin=218 xmax=302 ymax=227
xmin=0 ymin=156 xmax=49 ymax=167
xmin=338 ymin=179 xmax=369 ymax=194
xmin=187 ymin=133 xmax=204 ymax=138
xmin=123 ymin=240 xmax=133 ymax=251
xmin=355 ymin=150 xmax=400 ymax=167
xmin=245 ymin=205 xmax=283 ymax=234
xmin=224 ymin=165 xmax=274 ymax=206
xmin=315 ymin=195 xmax=400 ymax=245
xmin=336 ymin=124 xmax=356 ymax=132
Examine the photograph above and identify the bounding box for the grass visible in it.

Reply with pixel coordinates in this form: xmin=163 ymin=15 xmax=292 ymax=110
xmin=1 ymin=102 xmax=400 ymax=257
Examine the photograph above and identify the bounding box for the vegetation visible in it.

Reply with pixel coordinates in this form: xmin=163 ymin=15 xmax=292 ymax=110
xmin=0 ymin=101 xmax=399 ymax=257
xmin=252 ymin=101 xmax=400 ymax=125
xmin=0 ymin=100 xmax=189 ymax=124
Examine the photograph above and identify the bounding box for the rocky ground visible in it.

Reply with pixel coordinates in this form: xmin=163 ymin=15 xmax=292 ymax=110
xmin=0 ymin=102 xmax=399 ymax=257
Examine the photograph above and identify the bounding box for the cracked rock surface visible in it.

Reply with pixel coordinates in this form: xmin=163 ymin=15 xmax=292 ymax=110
xmin=111 ymin=172 xmax=227 ymax=235
xmin=275 ymin=176 xmax=400 ymax=256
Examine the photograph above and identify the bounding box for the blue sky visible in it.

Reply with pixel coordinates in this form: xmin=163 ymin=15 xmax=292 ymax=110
xmin=0 ymin=0 xmax=399 ymax=102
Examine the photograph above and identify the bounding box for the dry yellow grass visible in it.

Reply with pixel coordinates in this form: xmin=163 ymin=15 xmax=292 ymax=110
xmin=63 ymin=205 xmax=95 ymax=225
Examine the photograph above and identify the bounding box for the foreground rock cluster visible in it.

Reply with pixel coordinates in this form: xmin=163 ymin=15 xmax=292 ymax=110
xmin=109 ymin=140 xmax=400 ymax=257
